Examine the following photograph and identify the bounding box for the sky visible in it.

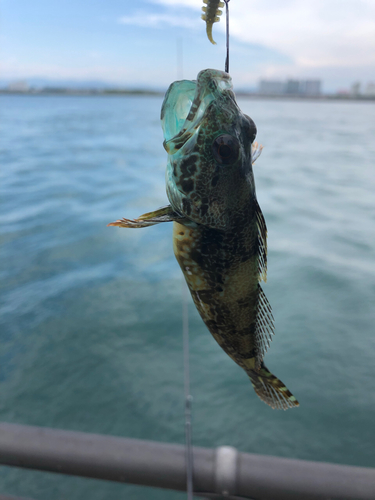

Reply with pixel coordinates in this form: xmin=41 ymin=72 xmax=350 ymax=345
xmin=1 ymin=0 xmax=375 ymax=92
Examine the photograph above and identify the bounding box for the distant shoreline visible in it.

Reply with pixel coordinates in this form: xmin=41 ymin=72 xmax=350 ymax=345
xmin=1 ymin=89 xmax=374 ymax=101
xmin=237 ymin=93 xmax=375 ymax=101
xmin=0 ymin=89 xmax=164 ymax=97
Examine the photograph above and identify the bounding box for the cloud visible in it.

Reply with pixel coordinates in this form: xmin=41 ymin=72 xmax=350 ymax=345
xmin=118 ymin=12 xmax=197 ymax=29
xmin=150 ymin=0 xmax=201 ymax=9
xmin=152 ymin=0 xmax=375 ymax=69
xmin=231 ymin=0 xmax=375 ymax=68
xmin=3 ymin=0 xmax=374 ymax=90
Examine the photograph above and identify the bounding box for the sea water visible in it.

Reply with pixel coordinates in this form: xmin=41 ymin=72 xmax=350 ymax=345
xmin=1 ymin=94 xmax=375 ymax=499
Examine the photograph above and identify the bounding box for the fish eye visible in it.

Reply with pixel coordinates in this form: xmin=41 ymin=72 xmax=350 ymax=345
xmin=244 ymin=114 xmax=257 ymax=143
xmin=212 ymin=134 xmax=240 ymax=165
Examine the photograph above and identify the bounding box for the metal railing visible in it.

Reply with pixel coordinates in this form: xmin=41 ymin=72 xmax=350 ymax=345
xmin=0 ymin=422 xmax=374 ymax=499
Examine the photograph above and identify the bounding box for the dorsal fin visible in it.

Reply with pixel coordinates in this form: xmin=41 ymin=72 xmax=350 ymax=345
xmin=254 ymin=199 xmax=267 ymax=282
xmin=254 ymin=285 xmax=275 ymax=368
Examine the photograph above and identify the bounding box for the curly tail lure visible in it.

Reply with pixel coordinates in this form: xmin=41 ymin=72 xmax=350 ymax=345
xmin=201 ymin=0 xmax=224 ymax=44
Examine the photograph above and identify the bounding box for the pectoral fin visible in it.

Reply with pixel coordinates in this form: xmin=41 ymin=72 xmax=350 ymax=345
xmin=252 ymin=142 xmax=263 ymax=164
xmin=108 ymin=205 xmax=184 ymax=228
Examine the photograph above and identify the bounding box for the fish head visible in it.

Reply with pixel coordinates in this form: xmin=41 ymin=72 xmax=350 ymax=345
xmin=161 ymin=68 xmax=257 ymax=229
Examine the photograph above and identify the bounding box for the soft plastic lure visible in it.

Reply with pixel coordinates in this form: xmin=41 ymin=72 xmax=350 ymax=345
xmin=201 ymin=0 xmax=224 ymax=44
xmin=109 ymin=69 xmax=299 ymax=410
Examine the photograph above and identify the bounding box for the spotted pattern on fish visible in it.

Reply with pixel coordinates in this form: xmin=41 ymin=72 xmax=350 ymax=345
xmin=109 ymin=69 xmax=299 ymax=410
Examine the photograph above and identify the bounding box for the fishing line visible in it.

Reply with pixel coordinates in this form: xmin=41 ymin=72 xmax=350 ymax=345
xmin=182 ymin=4 xmax=229 ymax=497
xmin=224 ymin=0 xmax=230 ymax=73
xmin=177 ymin=37 xmax=184 ymax=80
xmin=182 ymin=278 xmax=194 ymax=500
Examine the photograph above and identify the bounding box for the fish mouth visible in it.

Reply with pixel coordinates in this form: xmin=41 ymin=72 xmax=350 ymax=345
xmin=161 ymin=69 xmax=232 ymax=155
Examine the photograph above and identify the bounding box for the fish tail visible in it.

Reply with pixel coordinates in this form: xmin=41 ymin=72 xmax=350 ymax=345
xmin=247 ymin=362 xmax=299 ymax=410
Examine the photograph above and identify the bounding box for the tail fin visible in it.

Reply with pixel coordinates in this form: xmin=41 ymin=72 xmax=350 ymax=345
xmin=248 ymin=362 xmax=299 ymax=410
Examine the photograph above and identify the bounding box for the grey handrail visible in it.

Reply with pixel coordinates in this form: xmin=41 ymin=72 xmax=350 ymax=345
xmin=0 ymin=422 xmax=374 ymax=499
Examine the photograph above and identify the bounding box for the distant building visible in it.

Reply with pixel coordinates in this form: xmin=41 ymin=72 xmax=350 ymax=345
xmin=258 ymin=78 xmax=321 ymax=96
xmin=351 ymin=82 xmax=361 ymax=96
xmin=258 ymin=80 xmax=284 ymax=95
xmin=364 ymin=82 xmax=375 ymax=96
xmin=285 ymin=79 xmax=300 ymax=94
xmin=7 ymin=80 xmax=29 ymax=92
xmin=303 ymin=80 xmax=321 ymax=96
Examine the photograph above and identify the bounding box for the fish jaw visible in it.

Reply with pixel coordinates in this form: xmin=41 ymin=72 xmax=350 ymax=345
xmin=162 ymin=69 xmax=233 ymax=155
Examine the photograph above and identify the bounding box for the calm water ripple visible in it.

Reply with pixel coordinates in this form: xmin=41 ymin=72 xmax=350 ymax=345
xmin=1 ymin=94 xmax=375 ymax=500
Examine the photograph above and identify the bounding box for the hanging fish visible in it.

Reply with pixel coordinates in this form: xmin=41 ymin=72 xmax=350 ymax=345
xmin=201 ymin=0 xmax=224 ymax=44
xmin=109 ymin=69 xmax=299 ymax=410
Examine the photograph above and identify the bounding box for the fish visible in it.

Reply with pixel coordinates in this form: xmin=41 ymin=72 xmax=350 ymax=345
xmin=201 ymin=0 xmax=224 ymax=44
xmin=109 ymin=69 xmax=299 ymax=410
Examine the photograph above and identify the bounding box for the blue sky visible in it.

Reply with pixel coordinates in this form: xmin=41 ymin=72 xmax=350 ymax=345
xmin=1 ymin=0 xmax=375 ymax=91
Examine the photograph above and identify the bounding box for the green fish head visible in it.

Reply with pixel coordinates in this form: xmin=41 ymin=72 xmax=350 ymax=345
xmin=161 ymin=69 xmax=257 ymax=229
